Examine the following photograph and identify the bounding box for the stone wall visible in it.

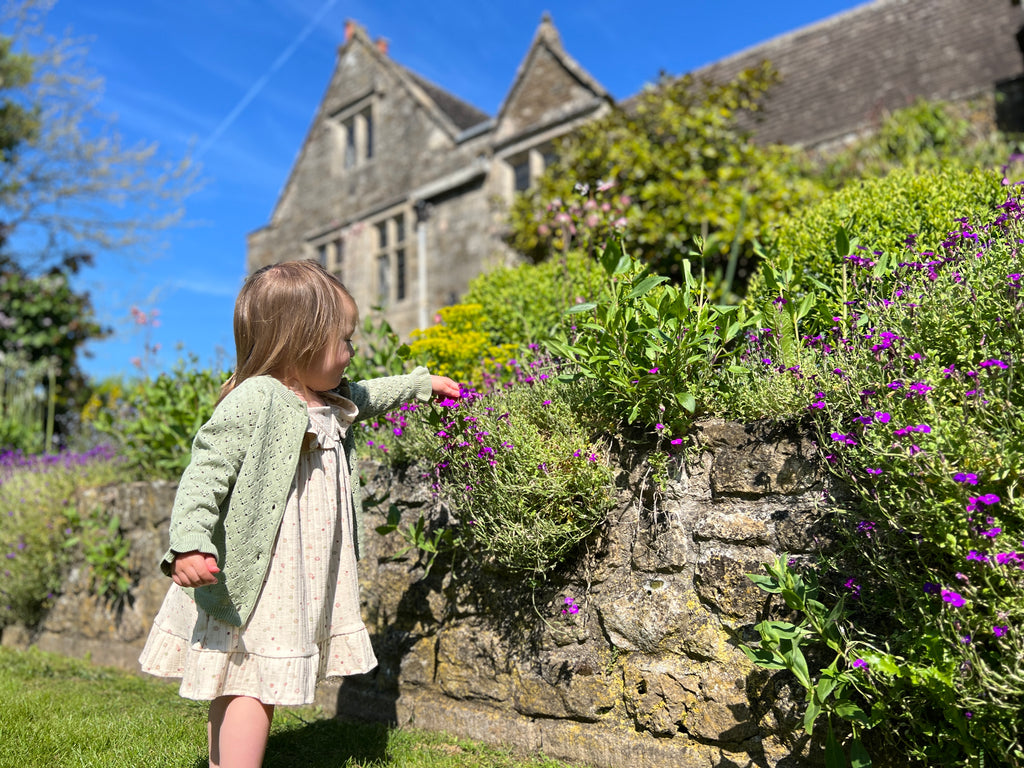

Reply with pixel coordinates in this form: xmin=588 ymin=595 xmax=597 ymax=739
xmin=1 ymin=418 xmax=836 ymax=768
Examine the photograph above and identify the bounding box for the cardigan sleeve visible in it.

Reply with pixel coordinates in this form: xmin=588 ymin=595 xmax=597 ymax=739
xmin=348 ymin=366 xmax=433 ymax=421
xmin=160 ymin=384 xmax=262 ymax=575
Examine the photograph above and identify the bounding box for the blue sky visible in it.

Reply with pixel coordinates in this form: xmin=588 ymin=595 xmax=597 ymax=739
xmin=31 ymin=0 xmax=867 ymax=381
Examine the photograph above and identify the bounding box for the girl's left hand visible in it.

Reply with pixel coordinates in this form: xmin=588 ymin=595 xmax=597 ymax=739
xmin=431 ymin=375 xmax=461 ymax=399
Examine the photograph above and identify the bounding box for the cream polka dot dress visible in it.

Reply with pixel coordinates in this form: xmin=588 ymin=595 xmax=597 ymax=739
xmin=139 ymin=399 xmax=377 ymax=706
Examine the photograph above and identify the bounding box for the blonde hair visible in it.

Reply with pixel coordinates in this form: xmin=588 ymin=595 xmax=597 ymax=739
xmin=219 ymin=260 xmax=357 ymax=403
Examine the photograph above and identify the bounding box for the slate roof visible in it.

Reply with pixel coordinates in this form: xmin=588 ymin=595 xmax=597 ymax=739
xmin=677 ymin=0 xmax=1024 ymax=148
xmin=402 ymin=67 xmax=490 ymax=132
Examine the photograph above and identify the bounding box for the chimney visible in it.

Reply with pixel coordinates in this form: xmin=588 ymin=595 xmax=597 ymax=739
xmin=344 ymin=19 xmax=355 ymax=42
xmin=376 ymin=37 xmax=389 ymax=56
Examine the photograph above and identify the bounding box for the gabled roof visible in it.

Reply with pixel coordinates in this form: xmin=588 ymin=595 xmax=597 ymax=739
xmin=493 ymin=13 xmax=611 ymax=144
xmin=264 ymin=21 xmax=492 ymax=226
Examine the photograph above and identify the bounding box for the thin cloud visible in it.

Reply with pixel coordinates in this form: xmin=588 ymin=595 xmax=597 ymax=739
xmin=196 ymin=0 xmax=339 ymax=160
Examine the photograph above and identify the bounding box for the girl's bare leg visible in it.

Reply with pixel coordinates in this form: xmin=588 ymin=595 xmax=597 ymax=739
xmin=208 ymin=695 xmax=275 ymax=768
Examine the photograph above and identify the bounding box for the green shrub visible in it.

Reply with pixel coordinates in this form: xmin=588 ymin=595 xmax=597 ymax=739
xmin=746 ymin=165 xmax=1006 ymax=334
xmin=462 ymin=251 xmax=606 ymax=345
xmin=81 ymin=356 xmax=225 ymax=481
xmin=547 ymin=239 xmax=754 ymax=434
xmin=0 ymin=446 xmax=122 ymax=628
xmin=407 ymin=304 xmax=518 ymax=387
xmin=505 ymin=62 xmax=823 ymax=289
xmin=816 ymin=97 xmax=1017 ymax=188
xmin=380 ymin=377 xmax=616 ymax=579
xmin=738 ymin=189 xmax=1024 ymax=765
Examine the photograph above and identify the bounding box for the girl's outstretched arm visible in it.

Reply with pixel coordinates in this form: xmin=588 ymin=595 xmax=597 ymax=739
xmin=431 ymin=375 xmax=460 ymax=400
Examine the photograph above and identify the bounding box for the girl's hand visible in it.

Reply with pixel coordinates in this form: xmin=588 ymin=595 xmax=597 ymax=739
xmin=171 ymin=550 xmax=221 ymax=588
xmin=431 ymin=375 xmax=461 ymax=400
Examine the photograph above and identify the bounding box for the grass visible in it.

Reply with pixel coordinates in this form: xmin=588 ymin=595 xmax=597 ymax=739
xmin=0 ymin=646 xmax=578 ymax=768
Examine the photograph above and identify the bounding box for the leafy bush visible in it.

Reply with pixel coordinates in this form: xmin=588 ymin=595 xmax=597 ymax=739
xmin=0 ymin=255 xmax=108 ymax=442
xmin=406 ymin=303 xmax=519 ymax=387
xmin=505 ymin=62 xmax=822 ymax=288
xmin=738 ymin=189 xmax=1024 ymax=765
xmin=816 ymin=97 xmax=1017 ymax=188
xmin=547 ymin=239 xmax=753 ymax=434
xmin=0 ymin=445 xmax=122 ymax=627
xmin=746 ymin=165 xmax=1006 ymax=335
xmin=462 ymin=251 xmax=606 ymax=345
xmin=374 ymin=375 xmax=615 ymax=580
xmin=0 ymin=354 xmax=57 ymax=454
xmin=81 ymin=357 xmax=225 ymax=481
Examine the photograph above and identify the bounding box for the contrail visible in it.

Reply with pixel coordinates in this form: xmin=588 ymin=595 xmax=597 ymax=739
xmin=196 ymin=0 xmax=340 ymax=159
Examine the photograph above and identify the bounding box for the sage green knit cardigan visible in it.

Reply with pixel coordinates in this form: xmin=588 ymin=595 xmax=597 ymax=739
xmin=160 ymin=368 xmax=433 ymax=627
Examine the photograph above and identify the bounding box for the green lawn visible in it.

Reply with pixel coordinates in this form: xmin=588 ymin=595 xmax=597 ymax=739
xmin=0 ymin=646 xmax=574 ymax=768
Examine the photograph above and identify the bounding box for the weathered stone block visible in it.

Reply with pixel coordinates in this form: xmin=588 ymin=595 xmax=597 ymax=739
xmin=435 ymin=623 xmax=511 ymax=703
xmin=694 ymin=548 xmax=777 ymax=620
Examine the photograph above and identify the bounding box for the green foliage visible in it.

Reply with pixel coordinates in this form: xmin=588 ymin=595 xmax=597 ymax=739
xmin=0 ymin=353 xmax=55 ymax=453
xmin=743 ymin=555 xmax=877 ymax=767
xmin=81 ymin=357 xmax=225 ymax=481
xmin=817 ymin=98 xmax=1017 ymax=188
xmin=375 ymin=378 xmax=615 ymax=580
xmin=0 ymin=255 xmax=107 ymax=446
xmin=63 ymin=506 xmax=133 ymax=603
xmin=438 ymin=379 xmax=615 ymax=577
xmin=506 ymin=62 xmax=823 ymax=289
xmin=462 ymin=251 xmax=606 ymax=345
xmin=547 ymin=238 xmax=753 ymax=434
xmin=746 ymin=165 xmax=1006 ymax=336
xmin=737 ymin=190 xmax=1024 ymax=765
xmin=0 ymin=446 xmax=121 ymax=628
xmin=407 ymin=303 xmax=518 ymax=387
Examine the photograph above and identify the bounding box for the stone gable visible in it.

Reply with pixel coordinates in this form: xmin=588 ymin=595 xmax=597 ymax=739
xmin=494 ymin=15 xmax=610 ymax=145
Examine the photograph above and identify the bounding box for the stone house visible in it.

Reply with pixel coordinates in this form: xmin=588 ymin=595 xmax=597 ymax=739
xmin=247 ymin=0 xmax=1024 ymax=341
xmin=246 ymin=14 xmax=610 ymax=339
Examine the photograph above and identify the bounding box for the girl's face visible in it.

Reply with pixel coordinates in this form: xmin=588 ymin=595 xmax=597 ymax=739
xmin=302 ymin=302 xmax=357 ymax=393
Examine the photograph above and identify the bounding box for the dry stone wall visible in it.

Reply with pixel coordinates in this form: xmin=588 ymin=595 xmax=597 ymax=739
xmin=1 ymin=418 xmax=838 ymax=768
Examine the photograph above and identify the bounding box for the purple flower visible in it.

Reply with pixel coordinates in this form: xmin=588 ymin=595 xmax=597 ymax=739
xmin=994 ymin=625 xmax=1010 ymax=637
xmin=866 ymin=468 xmax=883 ymax=475
xmin=844 ymin=578 xmax=861 ymax=599
xmin=941 ymin=588 xmax=966 ymax=607
xmin=561 ymin=596 xmax=580 ymax=615
xmin=852 ymin=659 xmax=869 ymax=669
xmin=923 ymin=582 xmax=940 ymax=594
xmin=967 ymin=550 xmax=988 ymax=563
xmin=857 ymin=521 xmax=876 ymax=537
xmin=874 ymin=411 xmax=891 ymax=423
xmin=980 ymin=359 xmax=1009 ymax=370
xmin=954 ymin=472 xmax=979 ymax=485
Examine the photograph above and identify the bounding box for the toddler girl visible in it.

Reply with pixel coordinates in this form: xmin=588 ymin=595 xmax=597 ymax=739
xmin=139 ymin=260 xmax=459 ymax=767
